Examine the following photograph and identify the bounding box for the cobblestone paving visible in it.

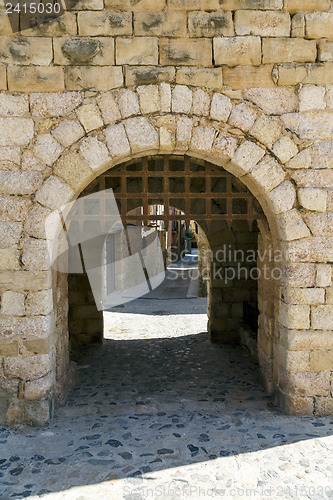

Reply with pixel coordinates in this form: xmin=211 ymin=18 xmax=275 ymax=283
xmin=1 ymin=297 xmax=333 ymax=500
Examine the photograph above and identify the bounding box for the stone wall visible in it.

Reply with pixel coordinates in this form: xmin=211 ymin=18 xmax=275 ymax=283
xmin=0 ymin=0 xmax=332 ymax=423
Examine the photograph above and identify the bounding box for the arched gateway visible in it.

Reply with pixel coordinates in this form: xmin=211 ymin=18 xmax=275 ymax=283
xmin=0 ymin=85 xmax=332 ymax=425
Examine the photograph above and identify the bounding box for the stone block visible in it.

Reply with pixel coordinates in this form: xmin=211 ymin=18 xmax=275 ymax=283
xmin=116 ymin=37 xmax=158 ymax=65
xmin=76 ymin=103 xmax=103 ymax=132
xmin=0 ymin=270 xmax=51 ymax=292
xmin=282 ymin=112 xmax=333 ymax=141
xmin=286 ymin=149 xmax=311 ymax=170
xmin=137 ymin=85 xmax=160 ymax=114
xmin=298 ymin=188 xmax=327 ymax=212
xmin=125 ymin=66 xmax=176 ymax=86
xmin=97 ymin=92 xmax=121 ymax=124
xmin=327 ymin=86 xmax=333 ymax=109
xmin=176 ymin=116 xmax=192 ymax=152
xmin=8 ymin=67 xmax=64 ymax=92
xmin=52 ymin=120 xmax=85 ymax=148
xmin=176 ymin=67 xmax=222 ymax=89
xmin=1 ymin=291 xmax=25 ymax=316
xmin=6 ymin=398 xmax=52 ymax=426
xmin=24 ymin=204 xmax=52 ymax=240
xmin=281 ymin=263 xmax=316 ymax=287
xmin=188 ymin=11 xmax=234 ymax=37
xmin=279 ymin=302 xmax=310 ymax=329
xmin=79 ymin=137 xmax=110 ymax=171
xmin=223 ymin=64 xmax=275 ymax=88
xmin=311 ymin=305 xmax=333 ymax=330
xmin=0 ymin=196 xmax=30 ymax=222
xmin=192 ymin=89 xmax=210 ymax=116
xmin=160 ymin=38 xmax=212 ymax=66
xmin=0 ymin=172 xmax=43 ymax=195
xmin=272 ymin=137 xmax=298 ymax=163
xmin=284 ymin=0 xmax=330 ymax=13
xmin=54 ymin=151 xmax=92 ymax=189
xmin=65 ymin=67 xmax=123 ymax=91
xmin=279 ymin=346 xmax=310 ymax=373
xmin=262 ymin=38 xmax=317 ymax=64
xmin=4 ymin=354 xmax=53 ymax=380
xmin=277 ymin=209 xmax=311 ymax=241
xmin=318 ymin=40 xmax=333 ymax=62
xmin=291 ymin=12 xmax=305 ymax=38
xmin=21 ymin=12 xmax=77 ymax=36
xmin=269 ymin=181 xmax=296 ymax=214
xmin=168 ymin=0 xmax=221 ymax=9
xmin=115 ymin=89 xmax=140 ymax=118
xmin=214 ymin=36 xmax=261 ymax=66
xmin=243 ymin=88 xmax=298 ymax=115
xmin=0 ymin=118 xmax=33 ymax=147
xmin=24 ymin=372 xmax=55 ymax=401
xmin=306 ymin=12 xmax=333 ymax=39
xmin=30 ymin=92 xmax=83 ymax=118
xmin=316 ymin=264 xmax=332 ymax=288
xmin=54 ymin=37 xmax=114 ymax=66
xmin=281 ymin=287 xmax=325 ymax=305
xmin=78 ymin=10 xmax=132 ymax=36
xmin=280 ymin=328 xmax=333 ymax=350
xmin=0 ymin=7 xmax=18 ymax=34
xmin=35 ymin=175 xmax=74 ymax=210
xmin=299 ymin=85 xmax=326 ymax=112
xmin=251 ymin=156 xmax=286 ymax=192
xmin=172 ymin=85 xmax=192 ymax=114
xmin=305 ymin=63 xmax=333 ymax=85
xmin=191 ymin=126 xmax=215 ymax=153
xmin=33 ymin=134 xmax=63 ymax=166
xmin=232 ymin=141 xmax=265 ymax=176
xmin=0 ymin=37 xmax=52 ymax=66
xmin=0 ymin=249 xmax=20 ymax=270
xmin=212 ymin=132 xmax=238 ymax=161
xmin=124 ymin=117 xmax=159 ymax=154
xmin=277 ymin=63 xmax=307 ymax=86
xmin=210 ymin=93 xmax=232 ymax=122
xmin=0 ymin=65 xmax=6 ymax=90
xmin=135 ymin=10 xmax=186 ymax=37
xmin=228 ymin=103 xmax=257 ymax=132
xmin=304 ymin=213 xmax=333 ymax=237
xmin=0 ymin=222 xmax=22 ymax=248
xmin=314 ymin=396 xmax=333 ymax=416
xmin=0 ymin=94 xmax=29 ymax=117
xmin=105 ymin=123 xmax=131 ymax=158
xmin=160 ymin=83 xmax=171 ymax=112
xmin=249 ymin=115 xmax=282 ymax=149
xmin=0 ymin=341 xmax=19 ymax=357
xmin=22 ymin=239 xmax=50 ymax=271
xmin=287 ymin=236 xmax=333 ymax=263
xmin=235 ymin=10 xmax=290 ymax=37
xmin=25 ymin=290 xmax=53 ymax=316
xmin=310 ymin=141 xmax=333 ymax=170
xmin=105 ymin=0 xmax=165 ymax=8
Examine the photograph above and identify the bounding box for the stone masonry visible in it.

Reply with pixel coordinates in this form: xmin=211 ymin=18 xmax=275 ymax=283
xmin=0 ymin=0 xmax=332 ymax=425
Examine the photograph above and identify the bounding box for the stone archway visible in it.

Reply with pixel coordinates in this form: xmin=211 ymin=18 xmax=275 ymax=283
xmin=2 ymin=84 xmax=331 ymax=425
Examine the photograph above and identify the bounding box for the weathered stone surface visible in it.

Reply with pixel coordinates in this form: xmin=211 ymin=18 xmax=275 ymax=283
xmin=176 ymin=67 xmax=222 ymax=89
xmin=78 ymin=10 xmax=132 ymax=36
xmin=284 ymin=0 xmax=330 ymax=13
xmin=272 ymin=137 xmax=298 ymax=163
xmin=188 ymin=11 xmax=234 ymax=37
xmin=210 ymin=93 xmax=232 ymax=122
xmin=124 ymin=117 xmax=159 ymax=154
xmin=298 ymin=188 xmax=327 ymax=212
xmin=309 ymin=141 xmax=333 ymax=170
xmin=281 ymin=287 xmax=325 ymax=305
xmin=311 ymin=305 xmax=333 ymax=330
xmin=291 ymin=12 xmax=305 ymax=38
xmin=54 ymin=37 xmax=114 ymax=66
xmin=25 ymin=290 xmax=53 ymax=316
xmin=105 ymin=123 xmax=131 ymax=158
xmin=79 ymin=137 xmax=111 ymax=170
xmin=33 ymin=134 xmax=63 ymax=166
xmin=279 ymin=302 xmax=310 ymax=329
xmin=269 ymin=181 xmax=296 ymax=214
xmin=286 ymin=149 xmax=311 ymax=170
xmin=318 ymin=40 xmax=333 ymax=63
xmin=135 ymin=10 xmax=186 ymax=37
xmin=232 ymin=141 xmax=265 ymax=175
xmin=97 ymin=92 xmax=121 ymax=124
xmin=30 ymin=92 xmax=83 ymax=118
xmin=24 ymin=204 xmax=52 ymax=240
xmin=228 ymin=103 xmax=257 ymax=132
xmin=4 ymin=354 xmax=53 ymax=380
xmin=54 ymin=151 xmax=92 ymax=189
xmin=0 ymin=221 xmax=21 ymax=249
xmin=277 ymin=209 xmax=312 ymax=241
xmin=0 ymin=147 xmax=20 ymax=167
xmin=212 ymin=132 xmax=238 ymax=161
xmin=0 ymin=118 xmax=33 ymax=147
xmin=24 ymin=372 xmax=55 ymax=401
xmin=125 ymin=66 xmax=176 ymax=86
xmin=281 ymin=263 xmax=316 ymax=287
xmin=0 ymin=270 xmax=51 ymax=292
xmin=160 ymin=38 xmax=212 ymax=66
xmin=0 ymin=249 xmax=20 ymax=271
xmin=8 ymin=67 xmax=64 ymax=92
xmin=176 ymin=116 xmax=192 ymax=151
xmin=52 ymin=120 xmax=85 ymax=148
xmin=115 ymin=89 xmax=140 ymax=118
xmin=223 ymin=65 xmax=275 ymax=89
xmin=251 ymin=157 xmax=286 ymax=192
xmin=250 ymin=115 xmax=282 ymax=148
xmin=21 ymin=12 xmax=77 ymax=36
xmin=0 ymin=172 xmax=43 ymax=195
xmin=0 ymin=94 xmax=29 ymax=117
xmin=303 ymin=213 xmax=333 ymax=237
xmin=262 ymin=38 xmax=317 ymax=63
xmin=35 ymin=176 xmax=74 ymax=210
xmin=281 ymin=112 xmax=333 ymax=141
xmin=214 ymin=36 xmax=261 ymax=66
xmin=316 ymin=264 xmax=332 ymax=288
xmin=76 ymin=103 xmax=104 ymax=132
xmin=299 ymin=85 xmax=326 ymax=112
xmin=1 ymin=291 xmax=25 ymax=316
xmin=105 ymin=0 xmax=165 ymax=8
xmin=192 ymin=89 xmax=210 ymax=116
xmin=305 ymin=12 xmax=333 ymax=39
xmin=22 ymin=239 xmax=50 ymax=271
xmin=136 ymin=85 xmax=160 ymax=115
xmin=172 ymin=85 xmax=192 ymax=114
xmin=0 ymin=37 xmax=52 ymax=66
xmin=191 ymin=126 xmax=215 ymax=153
xmin=243 ymin=88 xmax=298 ymax=115
xmin=235 ymin=10 xmax=290 ymax=37
xmin=0 ymin=196 xmax=31 ymax=222
xmin=116 ymin=37 xmax=158 ymax=65
xmin=65 ymin=66 xmax=123 ymax=91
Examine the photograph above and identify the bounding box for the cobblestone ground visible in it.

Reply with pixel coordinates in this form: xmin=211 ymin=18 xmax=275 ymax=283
xmin=1 ymin=296 xmax=333 ymax=500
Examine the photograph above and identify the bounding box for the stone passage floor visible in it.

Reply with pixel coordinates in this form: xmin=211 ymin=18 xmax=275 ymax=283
xmin=1 ymin=297 xmax=333 ymax=499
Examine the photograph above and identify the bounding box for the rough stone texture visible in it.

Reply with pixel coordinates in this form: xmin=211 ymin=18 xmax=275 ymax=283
xmin=1 ymin=291 xmax=25 ymax=316
xmin=243 ymin=88 xmax=298 ymax=115
xmin=52 ymin=120 xmax=85 ymax=148
xmin=214 ymin=36 xmax=261 ymax=66
xmin=79 ymin=137 xmax=111 ymax=171
xmin=298 ymin=188 xmax=327 ymax=212
xmin=262 ymin=38 xmax=317 ymax=64
xmin=124 ymin=117 xmax=159 ymax=153
xmin=105 ymin=123 xmax=131 ymax=158
xmin=235 ymin=10 xmax=290 ymax=37
xmin=33 ymin=134 xmax=63 ymax=166
xmin=76 ymin=103 xmax=104 ymax=132
xmin=210 ymin=93 xmax=232 ymax=122
xmin=0 ymin=118 xmax=34 ymax=147
xmin=35 ymin=176 xmax=74 ymax=210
